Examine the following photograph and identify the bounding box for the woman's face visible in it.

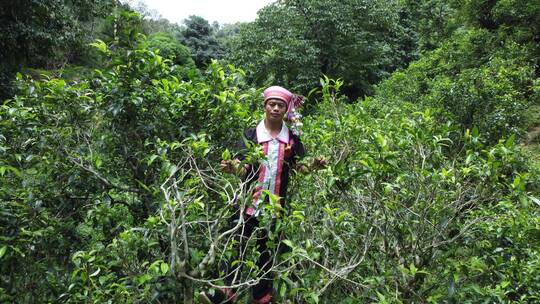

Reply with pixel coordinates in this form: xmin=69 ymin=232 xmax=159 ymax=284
xmin=264 ymin=98 xmax=287 ymax=122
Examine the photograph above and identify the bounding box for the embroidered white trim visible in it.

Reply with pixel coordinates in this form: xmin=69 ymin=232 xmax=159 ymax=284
xmin=256 ymin=120 xmax=289 ymax=143
xmin=253 ymin=120 xmax=289 ymax=216
xmin=264 ymin=139 xmax=280 ymax=195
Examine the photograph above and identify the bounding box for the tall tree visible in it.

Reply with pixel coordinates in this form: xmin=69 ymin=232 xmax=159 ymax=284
xmin=181 ymin=15 xmax=223 ymax=68
xmin=227 ymin=0 xmax=422 ymax=98
xmin=213 ymin=22 xmax=244 ymax=62
xmin=146 ymin=32 xmax=196 ymax=70
xmin=0 ymin=0 xmax=116 ymax=98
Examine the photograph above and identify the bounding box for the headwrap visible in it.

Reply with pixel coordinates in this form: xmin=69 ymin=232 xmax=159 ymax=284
xmin=263 ymin=86 xmax=304 ymax=122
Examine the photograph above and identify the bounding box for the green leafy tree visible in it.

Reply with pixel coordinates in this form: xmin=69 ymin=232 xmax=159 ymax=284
xmin=286 ymin=78 xmax=539 ymax=302
xmin=143 ymin=17 xmax=184 ymax=38
xmin=400 ymin=0 xmax=458 ymax=51
xmin=1 ymin=1 xmax=539 ymax=303
xmin=146 ymin=32 xmax=196 ymax=69
xmin=215 ymin=22 xmax=243 ymax=56
xmin=0 ymin=0 xmax=116 ymax=98
xmin=227 ymin=0 xmax=424 ymax=97
xmin=100 ymin=6 xmax=145 ymax=49
xmin=376 ymin=0 xmax=540 ymax=144
xmin=0 ymin=37 xmax=259 ymax=302
xmin=181 ymin=15 xmax=223 ymax=68
xmin=455 ymin=0 xmax=540 ymax=75
xmin=3 ymin=54 xmax=538 ymax=301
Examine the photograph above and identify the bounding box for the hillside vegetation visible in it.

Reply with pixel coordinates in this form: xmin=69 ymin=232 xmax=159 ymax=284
xmin=1 ymin=0 xmax=539 ymax=303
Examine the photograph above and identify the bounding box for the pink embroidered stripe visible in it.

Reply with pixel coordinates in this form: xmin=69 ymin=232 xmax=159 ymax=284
xmin=274 ymin=142 xmax=285 ymax=198
xmin=250 ymin=142 xmax=269 ymax=214
xmin=245 ymin=207 xmax=256 ymax=216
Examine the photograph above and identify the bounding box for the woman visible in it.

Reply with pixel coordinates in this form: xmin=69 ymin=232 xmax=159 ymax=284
xmin=200 ymin=86 xmax=313 ymax=304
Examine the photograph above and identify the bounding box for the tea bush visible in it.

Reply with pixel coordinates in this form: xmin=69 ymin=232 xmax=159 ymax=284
xmin=1 ymin=39 xmax=538 ymax=303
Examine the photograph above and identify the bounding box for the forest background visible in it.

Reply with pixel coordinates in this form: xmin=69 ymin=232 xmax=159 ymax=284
xmin=1 ymin=0 xmax=539 ymax=303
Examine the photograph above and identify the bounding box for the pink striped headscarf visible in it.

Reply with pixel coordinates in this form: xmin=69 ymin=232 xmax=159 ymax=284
xmin=263 ymin=86 xmax=304 ymax=121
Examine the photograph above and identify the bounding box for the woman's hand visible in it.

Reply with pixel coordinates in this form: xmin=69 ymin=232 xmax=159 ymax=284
xmin=220 ymin=159 xmax=240 ymax=173
xmin=220 ymin=159 xmax=247 ymax=176
xmin=311 ymin=156 xmax=327 ymax=170
xmin=296 ymin=156 xmax=327 ymax=174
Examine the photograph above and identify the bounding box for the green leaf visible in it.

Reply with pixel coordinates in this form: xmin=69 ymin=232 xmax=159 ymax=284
xmin=136 ymin=274 xmax=152 ymax=286
xmin=376 ymin=133 xmax=387 ymax=149
xmin=89 ymin=39 xmax=108 ymax=54
xmin=376 ymin=291 xmax=388 ymax=303
xmin=147 ymin=154 xmax=159 ymax=166
xmin=0 ymin=166 xmax=21 ymax=177
xmin=529 ymin=196 xmax=540 ymax=207
xmin=95 ymin=157 xmax=102 ymax=168
xmin=512 ymin=176 xmax=521 ymax=188
xmin=409 ymin=263 xmax=417 ymax=276
xmin=279 ymin=282 xmax=287 ymax=297
xmin=505 ymin=134 xmax=515 ymax=148
xmin=282 ymin=239 xmax=294 ymax=249
xmin=98 ymin=276 xmax=108 ymax=285
xmin=472 ymin=127 xmax=479 ymax=137
xmin=309 ymin=292 xmax=319 ymax=304
xmin=0 ymin=246 xmax=7 ymax=259
xmin=221 ymin=149 xmax=231 ymax=160
xmin=246 ymin=260 xmax=255 ymax=269
xmin=89 ymin=268 xmax=101 ymax=277
xmin=160 ymin=262 xmax=169 ymax=275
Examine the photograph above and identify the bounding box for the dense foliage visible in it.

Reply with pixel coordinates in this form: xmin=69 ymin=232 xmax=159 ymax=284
xmin=146 ymin=32 xmax=197 ymax=71
xmin=181 ymin=16 xmax=224 ymax=68
xmin=227 ymin=0 xmax=420 ymax=98
xmin=295 ymin=79 xmax=539 ymax=302
xmin=0 ymin=0 xmax=117 ymax=98
xmin=377 ymin=28 xmax=537 ymax=144
xmin=1 ymin=0 xmax=539 ymax=303
xmin=375 ymin=0 xmax=539 ymax=144
xmin=1 ymin=37 xmax=260 ymax=302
